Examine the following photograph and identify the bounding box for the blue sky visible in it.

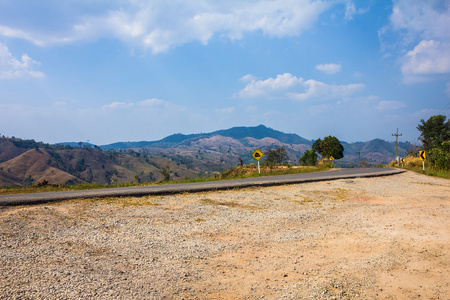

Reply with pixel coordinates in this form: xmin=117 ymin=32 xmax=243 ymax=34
xmin=0 ymin=0 xmax=449 ymax=145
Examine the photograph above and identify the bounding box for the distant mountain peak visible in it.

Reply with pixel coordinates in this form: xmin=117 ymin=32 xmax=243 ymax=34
xmin=100 ymin=125 xmax=312 ymax=150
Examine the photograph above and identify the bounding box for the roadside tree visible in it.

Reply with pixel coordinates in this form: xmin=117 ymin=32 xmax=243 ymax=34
xmin=312 ymin=136 xmax=344 ymax=160
xmin=417 ymin=115 xmax=450 ymax=150
xmin=264 ymin=147 xmax=289 ymax=166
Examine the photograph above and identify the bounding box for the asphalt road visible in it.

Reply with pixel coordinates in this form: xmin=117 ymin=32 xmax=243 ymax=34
xmin=0 ymin=168 xmax=405 ymax=206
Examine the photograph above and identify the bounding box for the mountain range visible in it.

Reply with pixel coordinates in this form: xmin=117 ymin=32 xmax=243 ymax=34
xmin=1 ymin=125 xmax=412 ymax=187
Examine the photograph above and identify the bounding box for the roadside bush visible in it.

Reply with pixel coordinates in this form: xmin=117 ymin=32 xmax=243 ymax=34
xmin=299 ymin=149 xmax=318 ymax=166
xmin=429 ymin=141 xmax=450 ymax=170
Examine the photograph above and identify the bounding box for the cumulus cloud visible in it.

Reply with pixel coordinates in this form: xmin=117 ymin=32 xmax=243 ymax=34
xmin=238 ymin=73 xmax=304 ymax=98
xmin=0 ymin=42 xmax=45 ymax=79
xmin=315 ymin=63 xmax=342 ymax=74
xmin=387 ymin=0 xmax=450 ymax=82
xmin=237 ymin=73 xmax=364 ymax=101
xmin=239 ymin=74 xmax=257 ymax=82
xmin=0 ymin=0 xmax=334 ymax=53
xmin=402 ymin=40 xmax=450 ymax=81
xmin=390 ymin=0 xmax=450 ymax=42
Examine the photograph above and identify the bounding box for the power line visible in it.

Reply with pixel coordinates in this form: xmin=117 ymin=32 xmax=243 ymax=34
xmin=438 ymin=101 xmax=450 ymax=116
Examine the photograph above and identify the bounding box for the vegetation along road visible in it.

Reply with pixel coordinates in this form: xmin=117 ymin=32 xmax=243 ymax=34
xmin=0 ymin=168 xmax=404 ymax=206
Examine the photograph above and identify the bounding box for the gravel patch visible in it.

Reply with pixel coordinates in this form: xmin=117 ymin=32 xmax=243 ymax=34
xmin=1 ymin=171 xmax=449 ymax=299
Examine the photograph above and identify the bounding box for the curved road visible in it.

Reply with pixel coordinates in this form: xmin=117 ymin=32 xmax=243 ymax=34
xmin=0 ymin=168 xmax=405 ymax=206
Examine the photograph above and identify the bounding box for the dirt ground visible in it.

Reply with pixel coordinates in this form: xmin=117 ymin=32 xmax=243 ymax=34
xmin=0 ymin=171 xmax=449 ymax=299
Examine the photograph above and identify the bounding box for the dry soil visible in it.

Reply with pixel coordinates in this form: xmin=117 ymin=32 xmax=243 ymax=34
xmin=0 ymin=171 xmax=449 ymax=299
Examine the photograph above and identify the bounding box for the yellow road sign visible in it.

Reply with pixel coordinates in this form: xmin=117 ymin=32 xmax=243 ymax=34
xmin=329 ymin=156 xmax=334 ymax=161
xmin=252 ymin=148 xmax=264 ymax=161
xmin=419 ymin=150 xmax=426 ymax=160
xmin=400 ymin=158 xmax=405 ymax=164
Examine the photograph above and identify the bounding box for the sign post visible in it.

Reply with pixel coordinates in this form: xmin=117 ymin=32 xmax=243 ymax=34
xmin=400 ymin=157 xmax=405 ymax=167
xmin=419 ymin=150 xmax=426 ymax=171
xmin=252 ymin=148 xmax=264 ymax=174
xmin=329 ymin=156 xmax=334 ymax=167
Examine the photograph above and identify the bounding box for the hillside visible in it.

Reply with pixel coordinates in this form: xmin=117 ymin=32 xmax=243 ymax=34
xmin=338 ymin=139 xmax=412 ymax=167
xmin=0 ymin=125 xmax=414 ymax=187
xmin=99 ymin=125 xmax=312 ymax=150
xmin=0 ymin=138 xmax=215 ymax=187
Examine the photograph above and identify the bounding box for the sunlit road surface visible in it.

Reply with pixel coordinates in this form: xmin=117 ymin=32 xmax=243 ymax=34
xmin=0 ymin=168 xmax=405 ymax=206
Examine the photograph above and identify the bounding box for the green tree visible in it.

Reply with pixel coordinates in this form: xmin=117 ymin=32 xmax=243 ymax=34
xmin=417 ymin=115 xmax=450 ymax=150
xmin=311 ymin=139 xmax=322 ymax=155
xmin=264 ymin=147 xmax=289 ymax=166
xmin=312 ymin=136 xmax=344 ymax=159
xmin=429 ymin=140 xmax=450 ymax=170
xmin=299 ymin=149 xmax=318 ymax=166
xmin=160 ymin=165 xmax=171 ymax=182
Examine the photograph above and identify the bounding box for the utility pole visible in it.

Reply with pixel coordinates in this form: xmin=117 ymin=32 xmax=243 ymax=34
xmin=392 ymin=128 xmax=402 ymax=166
xmin=356 ymin=149 xmax=363 ymax=167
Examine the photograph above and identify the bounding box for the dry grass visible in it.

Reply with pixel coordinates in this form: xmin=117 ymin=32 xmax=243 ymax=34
xmin=388 ymin=155 xmax=450 ymax=179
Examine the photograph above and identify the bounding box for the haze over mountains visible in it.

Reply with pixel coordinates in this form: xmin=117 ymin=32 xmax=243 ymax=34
xmin=1 ymin=125 xmax=411 ymax=187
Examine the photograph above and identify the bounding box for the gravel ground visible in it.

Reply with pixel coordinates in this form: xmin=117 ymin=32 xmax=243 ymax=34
xmin=0 ymin=171 xmax=449 ymax=299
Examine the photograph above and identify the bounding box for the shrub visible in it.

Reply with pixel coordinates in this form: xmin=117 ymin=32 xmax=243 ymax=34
xmin=429 ymin=141 xmax=450 ymax=170
xmin=299 ymin=149 xmax=318 ymax=166
xmin=160 ymin=165 xmax=171 ymax=182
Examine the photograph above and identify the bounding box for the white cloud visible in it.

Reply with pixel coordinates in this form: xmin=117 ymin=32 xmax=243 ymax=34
xmin=0 ymin=0 xmax=333 ymax=53
xmin=0 ymin=42 xmax=45 ymax=79
xmin=238 ymin=73 xmax=304 ymax=98
xmin=238 ymin=73 xmax=364 ymax=101
xmin=289 ymin=80 xmax=364 ymax=101
xmin=387 ymin=0 xmax=450 ymax=82
xmin=137 ymin=98 xmax=166 ymax=107
xmin=410 ymin=108 xmax=441 ymax=120
xmin=390 ymin=0 xmax=450 ymax=42
xmin=102 ymin=98 xmax=176 ymax=112
xmin=375 ymin=100 xmax=406 ymax=111
xmin=402 ymin=40 xmax=450 ymax=81
xmin=239 ymin=74 xmax=257 ymax=82
xmin=344 ymin=1 xmax=369 ymax=21
xmin=315 ymin=63 xmax=342 ymax=74
xmin=102 ymin=101 xmax=134 ymax=111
